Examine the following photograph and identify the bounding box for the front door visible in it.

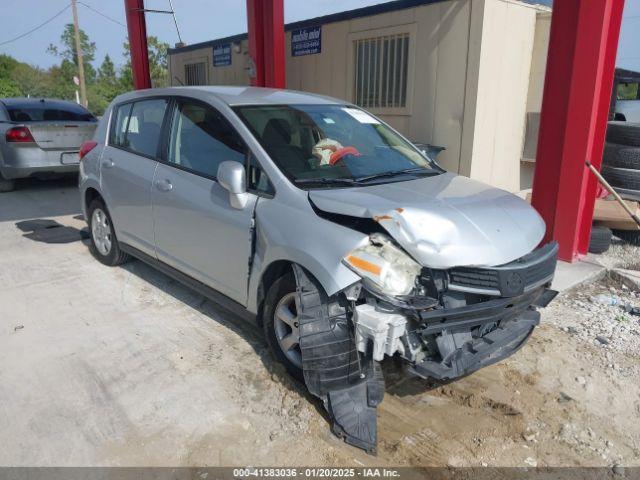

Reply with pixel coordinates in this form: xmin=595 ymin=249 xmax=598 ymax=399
xmin=100 ymin=98 xmax=168 ymax=256
xmin=152 ymin=99 xmax=257 ymax=305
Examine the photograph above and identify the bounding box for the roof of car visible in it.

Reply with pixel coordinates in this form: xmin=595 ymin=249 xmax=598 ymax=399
xmin=114 ymin=86 xmax=347 ymax=107
xmin=2 ymin=97 xmax=80 ymax=105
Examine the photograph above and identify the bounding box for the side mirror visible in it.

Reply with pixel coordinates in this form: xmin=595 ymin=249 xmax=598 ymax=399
xmin=217 ymin=161 xmax=249 ymax=209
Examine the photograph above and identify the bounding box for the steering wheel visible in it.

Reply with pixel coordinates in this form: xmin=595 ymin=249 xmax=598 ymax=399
xmin=329 ymin=146 xmax=361 ymax=166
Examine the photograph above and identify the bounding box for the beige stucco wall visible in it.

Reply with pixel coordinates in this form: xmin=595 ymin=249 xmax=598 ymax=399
xmin=521 ymin=10 xmax=551 ymax=190
xmin=169 ymin=39 xmax=250 ymax=87
xmin=169 ymin=0 xmax=549 ymax=192
xmin=461 ymin=0 xmax=540 ymax=191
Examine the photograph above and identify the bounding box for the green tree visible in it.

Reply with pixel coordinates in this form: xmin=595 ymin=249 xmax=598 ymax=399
xmin=0 ymin=77 xmax=22 ymax=97
xmin=47 ymin=23 xmax=96 ymax=83
xmin=48 ymin=23 xmax=96 ymax=64
xmin=121 ymin=36 xmax=170 ymax=88
xmin=0 ymin=54 xmax=19 ymax=78
xmin=90 ymin=54 xmax=126 ymax=115
xmin=97 ymin=54 xmax=117 ymax=86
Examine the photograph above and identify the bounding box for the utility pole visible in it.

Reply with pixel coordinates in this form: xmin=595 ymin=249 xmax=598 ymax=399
xmin=71 ymin=0 xmax=87 ymax=107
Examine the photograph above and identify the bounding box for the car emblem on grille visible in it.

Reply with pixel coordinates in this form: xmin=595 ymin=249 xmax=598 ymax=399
xmin=504 ymin=272 xmax=524 ymax=296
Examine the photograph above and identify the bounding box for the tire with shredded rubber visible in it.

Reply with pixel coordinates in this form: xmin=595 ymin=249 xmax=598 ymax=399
xmin=606 ymin=122 xmax=640 ymax=147
xmin=603 ymin=143 xmax=640 ymax=170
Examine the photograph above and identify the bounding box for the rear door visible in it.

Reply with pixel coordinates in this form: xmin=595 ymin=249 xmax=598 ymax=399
xmin=100 ymin=98 xmax=169 ymax=257
xmin=152 ymin=98 xmax=257 ymax=304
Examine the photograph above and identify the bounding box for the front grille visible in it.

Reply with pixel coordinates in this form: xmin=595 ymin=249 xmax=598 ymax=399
xmin=448 ymin=268 xmax=500 ymax=291
xmin=448 ymin=242 xmax=558 ymax=297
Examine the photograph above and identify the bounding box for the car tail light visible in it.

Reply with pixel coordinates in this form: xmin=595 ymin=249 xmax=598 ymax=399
xmin=5 ymin=126 xmax=35 ymax=143
xmin=79 ymin=141 xmax=98 ymax=160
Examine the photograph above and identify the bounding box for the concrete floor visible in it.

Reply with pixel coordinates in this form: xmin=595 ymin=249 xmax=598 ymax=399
xmin=0 ymin=178 xmax=328 ymax=466
xmin=3 ymin=178 xmax=634 ymax=468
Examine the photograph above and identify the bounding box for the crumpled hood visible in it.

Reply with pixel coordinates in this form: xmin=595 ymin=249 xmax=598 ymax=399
xmin=309 ymin=172 xmax=546 ymax=268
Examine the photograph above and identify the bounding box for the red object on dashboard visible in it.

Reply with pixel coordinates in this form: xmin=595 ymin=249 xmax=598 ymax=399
xmin=329 ymin=146 xmax=361 ymax=165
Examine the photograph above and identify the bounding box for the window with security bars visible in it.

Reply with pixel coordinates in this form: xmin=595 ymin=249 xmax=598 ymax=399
xmin=353 ymin=33 xmax=409 ymax=109
xmin=184 ymin=62 xmax=207 ymax=86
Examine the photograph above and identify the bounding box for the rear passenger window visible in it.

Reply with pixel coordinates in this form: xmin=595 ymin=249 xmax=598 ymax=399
xmin=168 ymin=101 xmax=246 ymax=178
xmin=110 ymin=99 xmax=168 ymax=158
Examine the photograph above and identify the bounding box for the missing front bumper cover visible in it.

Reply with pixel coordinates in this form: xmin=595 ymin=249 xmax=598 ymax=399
xmin=410 ymin=310 xmax=540 ymax=380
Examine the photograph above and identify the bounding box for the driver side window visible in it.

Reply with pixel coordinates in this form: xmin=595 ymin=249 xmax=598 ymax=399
xmin=168 ymin=100 xmax=246 ymax=178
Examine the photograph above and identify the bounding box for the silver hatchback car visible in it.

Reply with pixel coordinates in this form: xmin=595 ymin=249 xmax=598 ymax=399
xmin=79 ymin=87 xmax=557 ymax=453
xmin=0 ymin=98 xmax=97 ymax=192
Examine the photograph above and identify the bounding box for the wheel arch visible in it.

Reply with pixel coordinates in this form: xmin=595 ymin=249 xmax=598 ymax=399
xmin=255 ymin=260 xmax=295 ymax=326
xmin=84 ymin=187 xmax=103 ymax=212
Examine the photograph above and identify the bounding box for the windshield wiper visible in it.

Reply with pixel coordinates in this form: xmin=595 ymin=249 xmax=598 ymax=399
xmin=355 ymin=167 xmax=439 ymax=183
xmin=293 ymin=177 xmax=357 ymax=187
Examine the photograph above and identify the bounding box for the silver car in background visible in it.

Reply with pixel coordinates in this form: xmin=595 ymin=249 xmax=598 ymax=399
xmin=79 ymin=87 xmax=558 ymax=454
xmin=0 ymin=98 xmax=97 ymax=192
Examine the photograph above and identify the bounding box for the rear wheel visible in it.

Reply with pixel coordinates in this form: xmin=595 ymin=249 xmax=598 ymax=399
xmin=87 ymin=199 xmax=129 ymax=266
xmin=263 ymin=273 xmax=304 ymax=381
xmin=0 ymin=173 xmax=15 ymax=193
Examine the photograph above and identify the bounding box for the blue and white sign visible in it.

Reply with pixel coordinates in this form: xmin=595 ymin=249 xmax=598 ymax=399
xmin=291 ymin=26 xmax=322 ymax=57
xmin=213 ymin=43 xmax=232 ymax=67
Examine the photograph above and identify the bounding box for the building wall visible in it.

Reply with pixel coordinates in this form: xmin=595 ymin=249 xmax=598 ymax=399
xmin=521 ymin=11 xmax=552 ymax=190
xmin=168 ymin=0 xmax=549 ymax=192
xmin=461 ymin=0 xmax=539 ymax=192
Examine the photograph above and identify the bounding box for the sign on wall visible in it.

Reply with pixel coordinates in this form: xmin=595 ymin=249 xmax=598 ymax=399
xmin=213 ymin=43 xmax=232 ymax=67
xmin=291 ymin=26 xmax=322 ymax=57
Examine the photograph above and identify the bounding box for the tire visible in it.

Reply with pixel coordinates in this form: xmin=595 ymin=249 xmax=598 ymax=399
xmin=0 ymin=172 xmax=15 ymax=193
xmin=87 ymin=199 xmax=130 ymax=266
xmin=263 ymin=273 xmax=304 ymax=382
xmin=589 ymin=225 xmax=613 ymax=254
xmin=602 ymin=165 xmax=640 ymax=192
xmin=603 ymin=143 xmax=640 ymax=170
xmin=606 ymin=122 xmax=640 ymax=147
xmin=613 ymin=229 xmax=640 ymax=246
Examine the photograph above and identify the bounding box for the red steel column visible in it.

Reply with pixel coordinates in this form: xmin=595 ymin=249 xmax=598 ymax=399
xmin=247 ymin=0 xmax=285 ymax=88
xmin=124 ymin=0 xmax=152 ymax=90
xmin=531 ymin=0 xmax=625 ymax=262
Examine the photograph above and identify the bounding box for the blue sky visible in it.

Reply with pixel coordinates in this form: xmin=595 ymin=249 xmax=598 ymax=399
xmin=0 ymin=0 xmax=638 ymax=72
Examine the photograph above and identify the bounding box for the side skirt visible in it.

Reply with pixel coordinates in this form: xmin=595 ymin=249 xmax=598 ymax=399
xmin=119 ymin=243 xmax=256 ymax=324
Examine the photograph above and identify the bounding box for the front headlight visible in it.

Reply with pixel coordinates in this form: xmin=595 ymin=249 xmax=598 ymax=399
xmin=342 ymin=233 xmax=422 ymax=296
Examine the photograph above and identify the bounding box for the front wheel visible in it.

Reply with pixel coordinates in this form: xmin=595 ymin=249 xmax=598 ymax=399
xmin=263 ymin=274 xmax=304 ymax=382
xmin=87 ymin=199 xmax=130 ymax=266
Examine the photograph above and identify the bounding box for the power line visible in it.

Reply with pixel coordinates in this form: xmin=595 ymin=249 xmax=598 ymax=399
xmin=77 ymin=1 xmax=126 ymax=28
xmin=0 ymin=4 xmax=71 ymax=47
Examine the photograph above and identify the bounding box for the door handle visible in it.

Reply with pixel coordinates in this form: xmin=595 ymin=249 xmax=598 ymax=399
xmin=155 ymin=179 xmax=173 ymax=192
xmin=101 ymin=158 xmax=114 ymax=169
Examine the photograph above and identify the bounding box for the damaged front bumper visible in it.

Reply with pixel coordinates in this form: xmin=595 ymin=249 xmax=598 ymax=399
xmin=293 ymin=243 xmax=558 ymax=455
xmin=410 ymin=287 xmax=556 ymax=379
xmin=352 ymin=242 xmax=559 ymax=381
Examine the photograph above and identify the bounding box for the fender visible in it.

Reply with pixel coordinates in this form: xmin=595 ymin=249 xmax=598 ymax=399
xmin=246 ymin=197 xmax=366 ymax=314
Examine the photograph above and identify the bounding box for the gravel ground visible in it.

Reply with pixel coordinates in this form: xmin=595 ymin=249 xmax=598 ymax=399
xmin=2 ymin=179 xmax=640 ymax=468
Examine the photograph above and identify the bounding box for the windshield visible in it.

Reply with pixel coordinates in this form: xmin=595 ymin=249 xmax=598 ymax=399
xmin=234 ymin=104 xmax=440 ymax=187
